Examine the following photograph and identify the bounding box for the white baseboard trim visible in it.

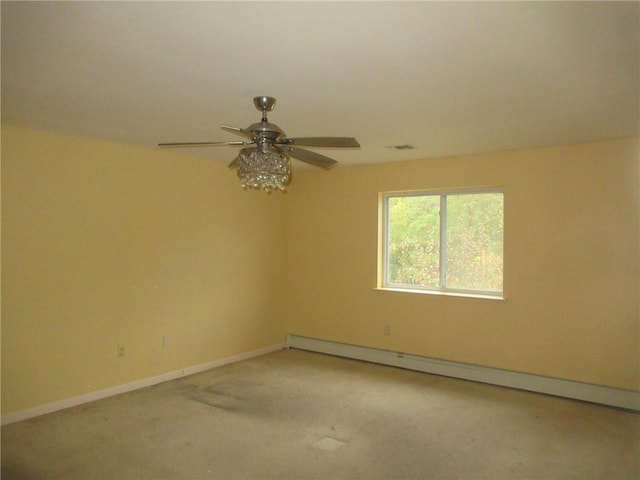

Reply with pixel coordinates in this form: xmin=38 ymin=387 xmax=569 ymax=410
xmin=1 ymin=343 xmax=286 ymax=426
xmin=286 ymin=335 xmax=640 ymax=411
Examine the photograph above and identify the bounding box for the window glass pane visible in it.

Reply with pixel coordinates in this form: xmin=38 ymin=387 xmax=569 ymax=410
xmin=446 ymin=193 xmax=503 ymax=292
xmin=386 ymin=195 xmax=440 ymax=287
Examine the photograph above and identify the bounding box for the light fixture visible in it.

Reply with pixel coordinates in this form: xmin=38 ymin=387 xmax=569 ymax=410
xmin=236 ymin=146 xmax=291 ymax=193
xmin=159 ymin=96 xmax=357 ymax=192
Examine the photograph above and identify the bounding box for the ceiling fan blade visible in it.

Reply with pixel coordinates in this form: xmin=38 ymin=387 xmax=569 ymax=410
xmin=220 ymin=124 xmax=254 ymax=140
xmin=278 ymin=137 xmax=360 ymax=148
xmin=158 ymin=141 xmax=247 ymax=148
xmin=287 ymin=147 xmax=338 ymax=170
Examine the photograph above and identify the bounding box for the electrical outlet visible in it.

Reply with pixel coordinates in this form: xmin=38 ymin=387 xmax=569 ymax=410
xmin=117 ymin=344 xmax=125 ymax=357
xmin=162 ymin=336 xmax=170 ymax=347
xmin=384 ymin=325 xmax=391 ymax=336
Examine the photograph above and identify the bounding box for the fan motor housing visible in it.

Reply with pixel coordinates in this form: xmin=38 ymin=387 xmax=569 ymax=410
xmin=247 ymin=121 xmax=285 ymax=142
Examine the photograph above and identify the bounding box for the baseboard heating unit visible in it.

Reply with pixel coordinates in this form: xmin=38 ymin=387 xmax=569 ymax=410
xmin=286 ymin=335 xmax=639 ymax=411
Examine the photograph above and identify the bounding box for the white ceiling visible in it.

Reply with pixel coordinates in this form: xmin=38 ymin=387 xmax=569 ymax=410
xmin=2 ymin=1 xmax=638 ymax=168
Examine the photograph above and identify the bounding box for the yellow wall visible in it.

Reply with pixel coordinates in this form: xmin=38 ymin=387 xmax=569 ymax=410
xmin=2 ymin=126 xmax=638 ymax=416
xmin=287 ymin=139 xmax=639 ymax=391
xmin=1 ymin=125 xmax=288 ymax=414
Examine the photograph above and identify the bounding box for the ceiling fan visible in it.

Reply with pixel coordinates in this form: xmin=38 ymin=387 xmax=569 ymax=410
xmin=158 ymin=96 xmax=360 ymax=170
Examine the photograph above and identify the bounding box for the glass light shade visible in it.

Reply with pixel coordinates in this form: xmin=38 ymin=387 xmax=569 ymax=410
xmin=236 ymin=148 xmax=291 ymax=192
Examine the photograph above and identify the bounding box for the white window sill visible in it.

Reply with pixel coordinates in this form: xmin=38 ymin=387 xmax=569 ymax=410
xmin=374 ymin=287 xmax=504 ymax=301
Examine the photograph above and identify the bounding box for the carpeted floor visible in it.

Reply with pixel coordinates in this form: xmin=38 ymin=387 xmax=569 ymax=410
xmin=2 ymin=348 xmax=638 ymax=479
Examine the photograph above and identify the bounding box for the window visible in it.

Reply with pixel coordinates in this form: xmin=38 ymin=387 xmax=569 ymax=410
xmin=381 ymin=189 xmax=504 ymax=298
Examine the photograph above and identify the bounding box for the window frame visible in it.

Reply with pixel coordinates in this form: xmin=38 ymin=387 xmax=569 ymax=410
xmin=379 ymin=188 xmax=504 ymax=299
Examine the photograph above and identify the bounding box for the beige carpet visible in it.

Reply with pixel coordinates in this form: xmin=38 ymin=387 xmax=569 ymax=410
xmin=2 ymin=348 xmax=638 ymax=479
